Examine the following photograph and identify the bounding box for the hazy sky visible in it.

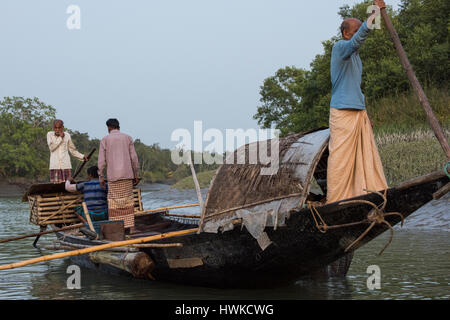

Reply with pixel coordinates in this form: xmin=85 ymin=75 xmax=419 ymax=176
xmin=0 ymin=0 xmax=401 ymax=150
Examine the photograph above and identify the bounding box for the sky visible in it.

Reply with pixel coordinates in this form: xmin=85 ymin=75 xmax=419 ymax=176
xmin=0 ymin=0 xmax=402 ymax=150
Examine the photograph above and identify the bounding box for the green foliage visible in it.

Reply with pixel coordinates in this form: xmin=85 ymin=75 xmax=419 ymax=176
xmin=254 ymin=0 xmax=449 ymax=135
xmin=0 ymin=96 xmax=218 ymax=184
xmin=0 ymin=97 xmax=55 ymax=179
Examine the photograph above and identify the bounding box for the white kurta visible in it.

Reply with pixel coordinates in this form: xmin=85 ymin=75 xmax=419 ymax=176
xmin=47 ymin=131 xmax=84 ymax=170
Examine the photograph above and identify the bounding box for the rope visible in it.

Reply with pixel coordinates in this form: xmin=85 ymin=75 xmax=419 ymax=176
xmin=307 ymin=189 xmax=404 ymax=256
xmin=444 ymin=162 xmax=450 ymax=179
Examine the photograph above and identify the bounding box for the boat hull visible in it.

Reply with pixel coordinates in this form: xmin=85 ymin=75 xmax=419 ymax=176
xmin=58 ymin=173 xmax=448 ymax=288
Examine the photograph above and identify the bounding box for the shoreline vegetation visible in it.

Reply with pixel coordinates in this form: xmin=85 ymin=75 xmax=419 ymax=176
xmin=1 ymin=87 xmax=448 ymax=193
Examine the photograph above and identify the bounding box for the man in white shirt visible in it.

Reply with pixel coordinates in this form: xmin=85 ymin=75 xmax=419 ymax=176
xmin=47 ymin=119 xmax=87 ymax=183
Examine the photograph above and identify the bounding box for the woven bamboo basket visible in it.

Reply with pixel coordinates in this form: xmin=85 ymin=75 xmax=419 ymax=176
xmin=28 ymin=188 xmax=143 ymax=226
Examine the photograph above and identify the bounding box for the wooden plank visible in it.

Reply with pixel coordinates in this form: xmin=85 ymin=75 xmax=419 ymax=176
xmin=167 ymin=257 xmax=203 ymax=269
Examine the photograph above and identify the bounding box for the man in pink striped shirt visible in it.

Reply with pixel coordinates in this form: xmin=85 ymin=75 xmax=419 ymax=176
xmin=98 ymin=118 xmax=140 ymax=233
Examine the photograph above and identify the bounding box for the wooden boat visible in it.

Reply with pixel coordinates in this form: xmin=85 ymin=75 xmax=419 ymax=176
xmin=35 ymin=128 xmax=448 ymax=289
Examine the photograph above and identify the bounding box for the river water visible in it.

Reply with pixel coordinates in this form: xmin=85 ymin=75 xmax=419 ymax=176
xmin=0 ymin=184 xmax=448 ymax=300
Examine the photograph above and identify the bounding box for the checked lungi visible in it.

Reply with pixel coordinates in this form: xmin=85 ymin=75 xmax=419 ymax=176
xmin=326 ymin=108 xmax=388 ymax=204
xmin=50 ymin=169 xmax=72 ymax=183
xmin=107 ymin=179 xmax=135 ymax=228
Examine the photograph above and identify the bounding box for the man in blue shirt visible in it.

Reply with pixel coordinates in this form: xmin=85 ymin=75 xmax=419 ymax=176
xmin=327 ymin=0 xmax=388 ymax=203
xmin=65 ymin=166 xmax=108 ymax=220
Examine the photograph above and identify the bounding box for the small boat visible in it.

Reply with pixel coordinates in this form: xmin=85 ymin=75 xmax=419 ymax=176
xmin=30 ymin=128 xmax=447 ymax=289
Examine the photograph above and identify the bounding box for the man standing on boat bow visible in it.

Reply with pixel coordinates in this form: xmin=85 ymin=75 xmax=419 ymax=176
xmin=47 ymin=119 xmax=87 ymax=183
xmin=98 ymin=118 xmax=140 ymax=234
xmin=326 ymin=0 xmax=388 ymax=203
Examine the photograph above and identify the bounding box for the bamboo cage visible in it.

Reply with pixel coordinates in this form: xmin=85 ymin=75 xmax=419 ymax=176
xmin=28 ymin=188 xmax=143 ymax=226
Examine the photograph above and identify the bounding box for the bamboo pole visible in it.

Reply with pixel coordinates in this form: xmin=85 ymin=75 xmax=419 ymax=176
xmin=82 ymin=202 xmax=96 ymax=234
xmin=0 ymin=228 xmax=198 ymax=271
xmin=162 ymin=213 xmax=201 ymax=219
xmin=134 ymin=203 xmax=199 ymax=216
xmin=0 ymin=223 xmax=84 ymax=244
xmin=188 ymin=152 xmax=204 ymax=212
xmin=130 ymin=243 xmax=183 ymax=248
xmin=380 ymin=7 xmax=450 ymax=160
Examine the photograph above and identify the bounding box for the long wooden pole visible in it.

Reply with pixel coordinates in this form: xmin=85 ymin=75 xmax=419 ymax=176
xmin=380 ymin=7 xmax=450 ymax=160
xmin=0 ymin=223 xmax=84 ymax=244
xmin=0 ymin=228 xmax=198 ymax=271
xmin=82 ymin=202 xmax=96 ymax=234
xmin=72 ymin=148 xmax=96 ymax=180
xmin=134 ymin=203 xmax=199 ymax=216
xmin=188 ymin=152 xmax=204 ymax=211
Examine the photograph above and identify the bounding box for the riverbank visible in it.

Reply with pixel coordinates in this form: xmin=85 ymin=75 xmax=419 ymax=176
xmin=171 ymin=170 xmax=217 ymax=190
xmin=0 ymin=178 xmax=32 ymax=197
xmin=0 ymin=178 xmax=171 ymax=198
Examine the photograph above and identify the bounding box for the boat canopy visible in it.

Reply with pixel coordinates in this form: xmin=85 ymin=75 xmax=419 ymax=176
xmin=199 ymin=128 xmax=330 ymax=250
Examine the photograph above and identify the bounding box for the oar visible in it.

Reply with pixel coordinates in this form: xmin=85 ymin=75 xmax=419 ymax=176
xmin=72 ymin=148 xmax=97 ymax=180
xmin=32 ymin=226 xmax=46 ymax=248
xmin=0 ymin=223 xmax=84 ymax=244
xmin=0 ymin=228 xmax=198 ymax=271
xmin=380 ymin=4 xmax=450 ymax=160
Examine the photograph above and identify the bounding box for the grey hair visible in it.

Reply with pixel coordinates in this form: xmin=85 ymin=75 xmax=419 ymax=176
xmin=53 ymin=119 xmax=64 ymax=127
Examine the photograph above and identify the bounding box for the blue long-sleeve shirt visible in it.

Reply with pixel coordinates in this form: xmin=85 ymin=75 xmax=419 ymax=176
xmin=330 ymin=21 xmax=370 ymax=110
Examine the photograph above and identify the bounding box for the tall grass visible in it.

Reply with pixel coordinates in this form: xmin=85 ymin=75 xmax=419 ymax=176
xmin=369 ymin=86 xmax=449 ymax=186
xmin=376 ymin=129 xmax=449 ymax=187
xmin=375 ymin=128 xmax=450 ymax=147
xmin=367 ymin=86 xmax=449 ymax=135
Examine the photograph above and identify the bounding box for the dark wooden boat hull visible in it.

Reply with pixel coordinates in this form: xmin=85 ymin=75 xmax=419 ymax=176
xmin=57 ymin=173 xmax=448 ymax=288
